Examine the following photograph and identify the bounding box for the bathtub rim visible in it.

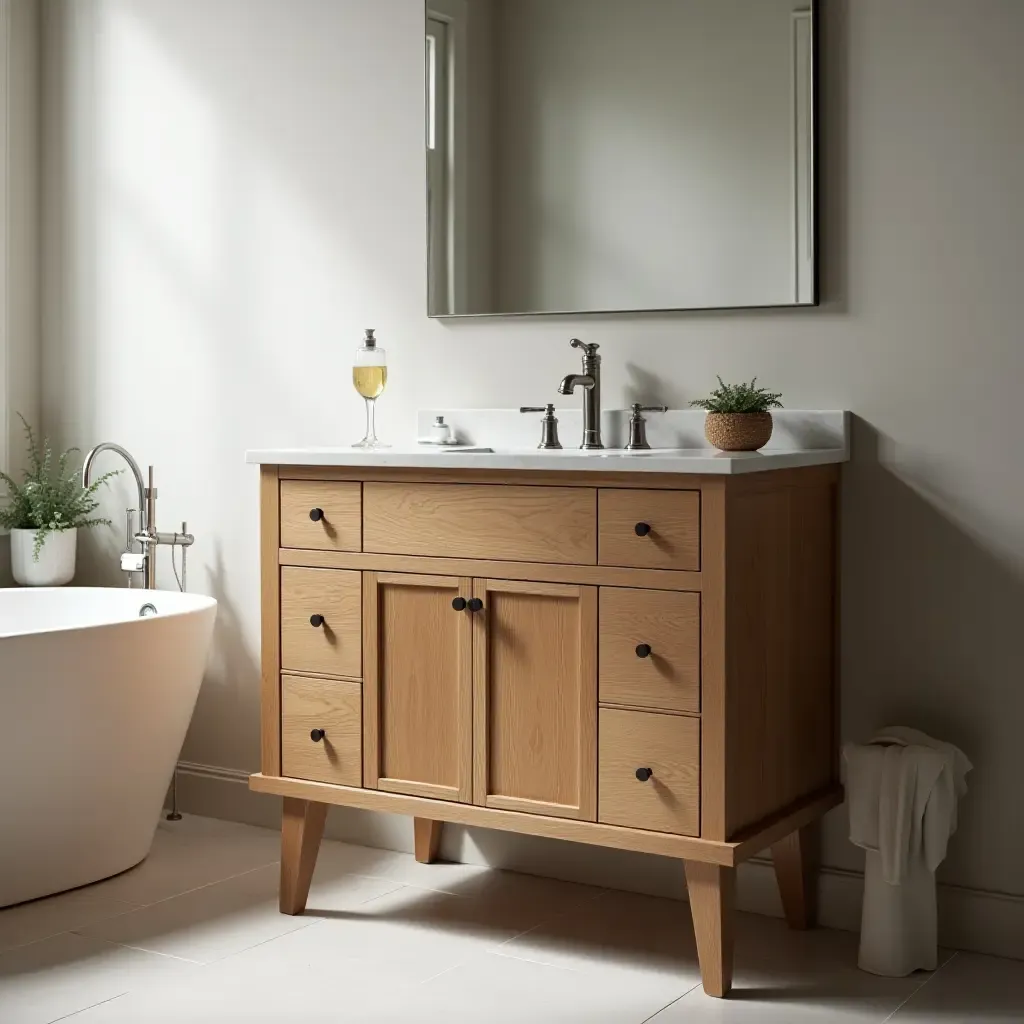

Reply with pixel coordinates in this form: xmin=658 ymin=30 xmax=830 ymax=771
xmin=0 ymin=586 xmax=218 ymax=640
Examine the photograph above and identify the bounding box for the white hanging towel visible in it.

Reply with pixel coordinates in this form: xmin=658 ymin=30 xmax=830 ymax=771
xmin=843 ymin=727 xmax=971 ymax=977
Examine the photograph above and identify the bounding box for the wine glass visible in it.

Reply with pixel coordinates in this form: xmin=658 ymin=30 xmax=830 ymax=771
xmin=352 ymin=329 xmax=389 ymax=449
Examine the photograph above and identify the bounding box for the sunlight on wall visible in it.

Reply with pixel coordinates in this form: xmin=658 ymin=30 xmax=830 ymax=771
xmin=100 ymin=6 xmax=219 ymax=286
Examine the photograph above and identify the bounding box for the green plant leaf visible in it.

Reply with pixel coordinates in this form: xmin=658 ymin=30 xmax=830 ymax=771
xmin=690 ymin=377 xmax=783 ymax=414
xmin=0 ymin=415 xmax=121 ymax=560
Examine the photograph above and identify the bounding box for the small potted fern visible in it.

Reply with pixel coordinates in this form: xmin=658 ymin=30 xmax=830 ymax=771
xmin=0 ymin=415 xmax=118 ymax=586
xmin=691 ymin=377 xmax=783 ymax=452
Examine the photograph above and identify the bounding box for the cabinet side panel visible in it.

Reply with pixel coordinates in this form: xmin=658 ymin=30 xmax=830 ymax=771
xmin=700 ymin=481 xmax=728 ymax=840
xmin=260 ymin=465 xmax=281 ymax=775
xmin=725 ymin=474 xmax=837 ymax=838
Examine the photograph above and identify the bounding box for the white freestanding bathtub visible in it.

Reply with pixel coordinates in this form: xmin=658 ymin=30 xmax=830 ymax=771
xmin=0 ymin=587 xmax=217 ymax=907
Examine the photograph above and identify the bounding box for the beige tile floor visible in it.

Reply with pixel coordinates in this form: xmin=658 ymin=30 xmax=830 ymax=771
xmin=0 ymin=815 xmax=1020 ymax=1022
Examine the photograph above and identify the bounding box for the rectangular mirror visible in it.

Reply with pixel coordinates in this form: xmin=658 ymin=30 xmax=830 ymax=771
xmin=426 ymin=0 xmax=817 ymax=317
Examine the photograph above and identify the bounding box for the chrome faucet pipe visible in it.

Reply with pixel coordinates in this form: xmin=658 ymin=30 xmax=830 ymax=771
xmin=83 ymin=443 xmax=147 ymax=532
xmin=557 ymin=338 xmax=603 ymax=449
xmin=83 ymin=442 xmax=157 ymax=589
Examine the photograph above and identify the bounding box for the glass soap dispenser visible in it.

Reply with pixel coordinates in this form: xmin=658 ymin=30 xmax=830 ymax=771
xmin=352 ymin=328 xmax=389 ymax=449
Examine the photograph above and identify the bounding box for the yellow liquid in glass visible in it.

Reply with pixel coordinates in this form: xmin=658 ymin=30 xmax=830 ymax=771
xmin=353 ymin=365 xmax=387 ymax=399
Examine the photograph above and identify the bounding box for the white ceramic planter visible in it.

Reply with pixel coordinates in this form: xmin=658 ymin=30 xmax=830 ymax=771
xmin=10 ymin=528 xmax=77 ymax=587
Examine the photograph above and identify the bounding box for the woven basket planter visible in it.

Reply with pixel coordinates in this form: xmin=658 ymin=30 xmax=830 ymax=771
xmin=704 ymin=412 xmax=774 ymax=452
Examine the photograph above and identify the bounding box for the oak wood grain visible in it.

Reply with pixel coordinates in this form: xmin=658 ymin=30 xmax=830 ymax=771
xmin=364 ymin=482 xmax=597 ymax=565
xmin=282 ymin=464 xmax=746 ymax=490
xmin=260 ymin=467 xmax=281 ymax=775
xmin=414 ymin=818 xmax=443 ymax=864
xmin=281 ymin=675 xmax=362 ymax=787
xmin=684 ymin=860 xmax=736 ymax=998
xmin=281 ymin=566 xmax=362 ymax=678
xmin=281 ymin=547 xmax=702 ymax=592
xmin=252 ymin=772 xmax=733 ymax=863
xmin=699 ymin=480 xmax=728 ymax=841
xmin=280 ymin=797 xmax=327 ymax=915
xmin=598 ymin=708 xmax=700 ymax=836
xmin=252 ymin=773 xmax=841 ymax=868
xmin=599 ymin=587 xmax=701 ymax=713
xmin=599 ymin=489 xmax=700 ymax=571
xmin=280 ymin=479 xmax=361 ymax=552
xmin=363 ymin=572 xmax=473 ymax=802
xmin=771 ymin=823 xmax=819 ymax=929
xmin=473 ymin=579 xmax=597 ymax=820
xmin=724 ymin=479 xmax=836 ymax=836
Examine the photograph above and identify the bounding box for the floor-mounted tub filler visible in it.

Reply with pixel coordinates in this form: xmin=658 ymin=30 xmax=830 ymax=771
xmin=0 ymin=586 xmax=216 ymax=907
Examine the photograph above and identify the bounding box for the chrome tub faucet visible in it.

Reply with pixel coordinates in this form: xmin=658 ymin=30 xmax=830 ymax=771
xmin=82 ymin=443 xmax=194 ymax=590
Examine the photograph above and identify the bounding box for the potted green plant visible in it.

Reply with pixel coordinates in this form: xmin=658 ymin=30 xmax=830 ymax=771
xmin=691 ymin=377 xmax=784 ymax=452
xmin=0 ymin=415 xmax=118 ymax=586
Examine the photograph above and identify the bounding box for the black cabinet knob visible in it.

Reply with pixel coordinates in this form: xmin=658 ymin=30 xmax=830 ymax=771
xmin=310 ymin=728 xmax=326 ymax=743
xmin=452 ymin=597 xmax=467 ymax=611
xmin=309 ymin=614 xmax=325 ymax=628
xmin=635 ymin=767 xmax=653 ymax=782
xmin=634 ymin=522 xmax=652 ymax=537
xmin=635 ymin=643 xmax=652 ymax=659
xmin=309 ymin=508 xmax=324 ymax=522
xmin=468 ymin=597 xmax=484 ymax=613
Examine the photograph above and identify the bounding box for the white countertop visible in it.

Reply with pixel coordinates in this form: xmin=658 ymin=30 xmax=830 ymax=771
xmin=245 ymin=445 xmax=845 ymax=475
xmin=247 ymin=409 xmax=849 ymax=476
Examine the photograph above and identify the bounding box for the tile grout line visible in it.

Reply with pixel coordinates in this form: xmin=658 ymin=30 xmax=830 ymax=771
xmin=48 ymin=992 xmax=129 ymax=1022
xmin=638 ymin=983 xmax=703 ymax=1024
xmin=881 ymin=951 xmax=959 ymax=1023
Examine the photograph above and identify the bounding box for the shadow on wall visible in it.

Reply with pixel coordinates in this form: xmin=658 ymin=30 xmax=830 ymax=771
xmin=182 ymin=540 xmax=261 ymax=764
xmin=836 ymin=415 xmax=1024 ymax=889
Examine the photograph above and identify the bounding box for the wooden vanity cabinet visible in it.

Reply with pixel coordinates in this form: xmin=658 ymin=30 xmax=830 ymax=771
xmin=252 ymin=465 xmax=841 ymax=998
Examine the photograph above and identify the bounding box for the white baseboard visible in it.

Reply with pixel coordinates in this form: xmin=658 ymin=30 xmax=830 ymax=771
xmin=172 ymin=761 xmax=1024 ymax=962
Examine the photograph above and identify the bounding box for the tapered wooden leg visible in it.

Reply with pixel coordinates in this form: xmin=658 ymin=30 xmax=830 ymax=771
xmin=280 ymin=798 xmax=328 ymax=915
xmin=413 ymin=817 xmax=443 ymax=864
xmin=771 ymin=823 xmax=819 ymax=930
xmin=684 ymin=860 xmax=736 ymax=998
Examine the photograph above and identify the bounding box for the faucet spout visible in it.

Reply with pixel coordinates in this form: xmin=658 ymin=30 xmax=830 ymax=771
xmin=83 ymin=443 xmax=147 ymax=531
xmin=558 ymin=373 xmax=595 ymax=396
xmin=83 ymin=442 xmax=159 ymax=590
xmin=556 ymin=338 xmax=603 ymax=448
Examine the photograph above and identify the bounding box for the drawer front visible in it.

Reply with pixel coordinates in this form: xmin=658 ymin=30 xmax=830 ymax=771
xmin=281 ymin=566 xmax=362 ymax=677
xmin=599 ymin=588 xmax=700 ymax=713
xmin=281 ymin=480 xmax=361 ymax=552
xmin=282 ymin=674 xmax=362 ymax=786
xmin=364 ymin=483 xmax=597 ymax=564
xmin=598 ymin=489 xmax=700 ymax=571
xmin=598 ymin=708 xmax=700 ymax=835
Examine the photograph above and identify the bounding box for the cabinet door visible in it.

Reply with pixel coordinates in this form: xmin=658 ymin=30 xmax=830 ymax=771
xmin=472 ymin=579 xmax=597 ymax=820
xmin=363 ymin=572 xmax=473 ymax=802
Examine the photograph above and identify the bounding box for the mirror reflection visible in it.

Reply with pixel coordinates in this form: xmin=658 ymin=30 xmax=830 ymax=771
xmin=426 ymin=0 xmax=816 ymax=317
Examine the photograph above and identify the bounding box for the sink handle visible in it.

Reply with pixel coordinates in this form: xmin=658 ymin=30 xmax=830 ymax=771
xmin=520 ymin=405 xmax=562 ymax=450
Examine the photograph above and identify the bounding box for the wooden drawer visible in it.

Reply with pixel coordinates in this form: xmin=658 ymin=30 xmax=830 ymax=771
xmin=281 ymin=566 xmax=362 ymax=678
xmin=364 ymin=483 xmax=596 ymax=564
xmin=281 ymin=480 xmax=361 ymax=552
xmin=598 ymin=489 xmax=700 ymax=571
xmin=598 ymin=708 xmax=700 ymax=835
xmin=599 ymin=588 xmax=700 ymax=713
xmin=282 ymin=674 xmax=362 ymax=786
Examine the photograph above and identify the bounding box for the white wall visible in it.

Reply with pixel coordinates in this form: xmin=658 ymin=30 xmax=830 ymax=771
xmin=0 ymin=0 xmax=41 ymax=585
xmin=40 ymin=0 xmax=1024 ymax=953
xmin=493 ymin=0 xmax=798 ymax=312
